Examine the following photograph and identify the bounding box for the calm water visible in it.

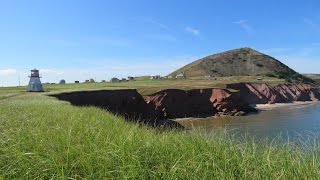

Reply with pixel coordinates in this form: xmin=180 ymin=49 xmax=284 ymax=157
xmin=178 ymin=102 xmax=320 ymax=140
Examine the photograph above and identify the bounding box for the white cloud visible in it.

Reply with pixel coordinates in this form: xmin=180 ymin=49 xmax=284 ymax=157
xmin=148 ymin=19 xmax=172 ymax=32
xmin=0 ymin=69 xmax=17 ymax=76
xmin=0 ymin=55 xmax=197 ymax=86
xmin=130 ymin=17 xmax=177 ymax=42
xmin=185 ymin=26 xmax=200 ymax=36
xmin=233 ymin=19 xmax=255 ymax=35
xmin=131 ymin=17 xmax=172 ymax=32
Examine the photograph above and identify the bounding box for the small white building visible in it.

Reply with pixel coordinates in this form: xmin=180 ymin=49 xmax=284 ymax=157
xmin=150 ymin=75 xmax=161 ymax=80
xmin=203 ymin=75 xmax=212 ymax=80
xmin=27 ymin=69 xmax=44 ymax=92
xmin=176 ymin=72 xmax=186 ymax=79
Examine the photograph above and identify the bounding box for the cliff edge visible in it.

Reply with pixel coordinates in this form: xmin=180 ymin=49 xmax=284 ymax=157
xmin=51 ymin=83 xmax=320 ymax=128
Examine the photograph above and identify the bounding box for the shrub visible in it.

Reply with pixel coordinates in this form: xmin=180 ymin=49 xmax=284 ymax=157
xmin=285 ymin=78 xmax=293 ymax=83
xmin=256 ymin=63 xmax=264 ymax=67
xmin=265 ymin=73 xmax=276 ymax=78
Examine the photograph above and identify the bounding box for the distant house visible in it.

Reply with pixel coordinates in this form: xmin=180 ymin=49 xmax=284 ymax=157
xmin=101 ymin=80 xmax=106 ymax=83
xmin=176 ymin=72 xmax=186 ymax=79
xmin=85 ymin=80 xmax=90 ymax=83
xmin=128 ymin=76 xmax=134 ymax=81
xmin=75 ymin=81 xmax=80 ymax=84
xmin=167 ymin=75 xmax=173 ymax=79
xmin=110 ymin=77 xmax=120 ymax=83
xmin=59 ymin=79 xmax=66 ymax=84
xmin=89 ymin=78 xmax=95 ymax=83
xmin=203 ymin=75 xmax=212 ymax=80
xmin=150 ymin=75 xmax=161 ymax=80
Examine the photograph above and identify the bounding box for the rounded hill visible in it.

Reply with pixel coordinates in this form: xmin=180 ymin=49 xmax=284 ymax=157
xmin=169 ymin=48 xmax=315 ymax=84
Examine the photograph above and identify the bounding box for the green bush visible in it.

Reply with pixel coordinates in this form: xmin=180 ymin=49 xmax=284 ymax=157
xmin=265 ymin=73 xmax=276 ymax=78
xmin=285 ymin=78 xmax=293 ymax=83
xmin=256 ymin=63 xmax=264 ymax=67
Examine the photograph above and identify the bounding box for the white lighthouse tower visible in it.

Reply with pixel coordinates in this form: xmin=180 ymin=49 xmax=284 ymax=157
xmin=27 ymin=69 xmax=44 ymax=92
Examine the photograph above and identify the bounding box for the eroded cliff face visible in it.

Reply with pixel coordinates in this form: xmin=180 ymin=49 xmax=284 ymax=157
xmin=51 ymin=83 xmax=320 ymax=128
xmin=227 ymin=83 xmax=320 ymax=104
xmin=144 ymin=88 xmax=256 ymax=119
xmin=51 ymin=90 xmax=177 ymax=128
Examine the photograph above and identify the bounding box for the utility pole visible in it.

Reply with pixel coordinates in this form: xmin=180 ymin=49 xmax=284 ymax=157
xmin=18 ymin=75 xmax=20 ymax=87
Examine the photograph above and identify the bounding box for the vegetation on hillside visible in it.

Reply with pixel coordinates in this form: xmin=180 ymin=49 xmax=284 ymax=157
xmin=169 ymin=48 xmax=317 ymax=85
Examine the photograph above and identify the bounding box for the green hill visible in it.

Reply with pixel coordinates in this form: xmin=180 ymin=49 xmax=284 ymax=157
xmin=169 ymin=48 xmax=315 ymax=84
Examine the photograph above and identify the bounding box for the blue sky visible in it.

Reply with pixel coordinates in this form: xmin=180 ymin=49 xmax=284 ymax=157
xmin=1 ymin=0 xmax=320 ymax=86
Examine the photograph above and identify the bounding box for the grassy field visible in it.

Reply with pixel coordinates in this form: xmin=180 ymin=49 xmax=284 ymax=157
xmin=44 ymin=76 xmax=285 ymax=94
xmin=2 ymin=79 xmax=320 ymax=179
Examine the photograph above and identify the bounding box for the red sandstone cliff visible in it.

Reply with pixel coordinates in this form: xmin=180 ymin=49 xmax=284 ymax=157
xmin=144 ymin=83 xmax=320 ymax=119
xmin=51 ymin=83 xmax=320 ymax=128
xmin=227 ymin=83 xmax=320 ymax=104
xmin=51 ymin=90 xmax=179 ymax=128
xmin=144 ymin=88 xmax=256 ymax=119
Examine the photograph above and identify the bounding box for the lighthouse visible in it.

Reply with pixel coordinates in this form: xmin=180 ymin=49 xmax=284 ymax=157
xmin=27 ymin=69 xmax=44 ymax=92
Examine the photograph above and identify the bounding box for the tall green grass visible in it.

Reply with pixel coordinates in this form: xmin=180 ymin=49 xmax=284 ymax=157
xmin=1 ymin=93 xmax=320 ymax=179
xmin=0 ymin=86 xmax=26 ymax=100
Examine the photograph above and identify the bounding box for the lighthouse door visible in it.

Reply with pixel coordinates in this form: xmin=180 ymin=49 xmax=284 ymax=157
xmin=31 ymin=82 xmax=35 ymax=91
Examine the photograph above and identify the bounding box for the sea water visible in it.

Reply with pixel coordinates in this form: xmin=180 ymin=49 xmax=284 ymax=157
xmin=178 ymin=102 xmax=320 ymax=142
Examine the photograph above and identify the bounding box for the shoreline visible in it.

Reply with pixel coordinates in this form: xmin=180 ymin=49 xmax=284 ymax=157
xmin=174 ymin=101 xmax=319 ymax=122
xmin=252 ymin=101 xmax=319 ymax=111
